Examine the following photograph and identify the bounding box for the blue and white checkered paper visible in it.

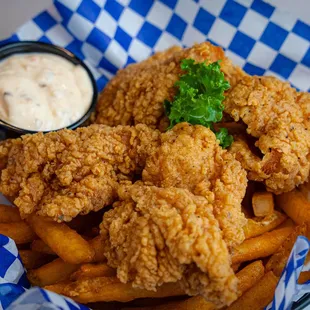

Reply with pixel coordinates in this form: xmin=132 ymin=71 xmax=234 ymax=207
xmin=0 ymin=0 xmax=310 ymax=309
xmin=266 ymin=236 xmax=310 ymax=310
xmin=1 ymin=0 xmax=309 ymax=92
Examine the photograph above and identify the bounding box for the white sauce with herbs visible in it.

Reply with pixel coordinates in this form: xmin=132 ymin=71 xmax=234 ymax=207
xmin=0 ymin=53 xmax=93 ymax=131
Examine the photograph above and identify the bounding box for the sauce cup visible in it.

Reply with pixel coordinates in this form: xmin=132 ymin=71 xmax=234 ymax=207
xmin=0 ymin=41 xmax=98 ymax=137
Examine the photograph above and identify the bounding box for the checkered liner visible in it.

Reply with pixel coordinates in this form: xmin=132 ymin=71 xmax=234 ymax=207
xmin=1 ymin=0 xmax=309 ymax=92
xmin=0 ymin=0 xmax=310 ymax=309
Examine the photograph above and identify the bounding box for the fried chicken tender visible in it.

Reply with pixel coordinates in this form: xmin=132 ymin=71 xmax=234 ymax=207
xmin=0 ymin=124 xmax=160 ymax=221
xmin=100 ymin=184 xmax=238 ymax=308
xmin=142 ymin=123 xmax=247 ymax=247
xmin=224 ymin=76 xmax=310 ymax=194
xmin=94 ymin=42 xmax=246 ymax=131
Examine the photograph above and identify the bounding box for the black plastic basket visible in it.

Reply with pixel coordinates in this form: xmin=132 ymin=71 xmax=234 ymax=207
xmin=293 ymin=293 xmax=310 ymax=310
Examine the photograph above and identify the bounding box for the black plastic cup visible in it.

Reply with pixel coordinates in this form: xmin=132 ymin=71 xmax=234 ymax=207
xmin=0 ymin=41 xmax=98 ymax=137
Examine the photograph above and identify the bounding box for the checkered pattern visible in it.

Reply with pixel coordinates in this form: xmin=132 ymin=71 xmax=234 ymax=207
xmin=1 ymin=0 xmax=309 ymax=92
xmin=7 ymin=288 xmax=89 ymax=310
xmin=266 ymin=236 xmax=310 ymax=310
xmin=0 ymin=235 xmax=88 ymax=310
xmin=0 ymin=235 xmax=29 ymax=309
xmin=1 ymin=0 xmax=310 ymax=309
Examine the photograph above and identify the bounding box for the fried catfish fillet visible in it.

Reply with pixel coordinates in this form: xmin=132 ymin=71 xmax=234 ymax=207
xmin=100 ymin=184 xmax=238 ymax=308
xmin=224 ymin=76 xmax=310 ymax=194
xmin=142 ymin=123 xmax=247 ymax=247
xmin=94 ymin=42 xmax=246 ymax=131
xmin=0 ymin=124 xmax=160 ymax=221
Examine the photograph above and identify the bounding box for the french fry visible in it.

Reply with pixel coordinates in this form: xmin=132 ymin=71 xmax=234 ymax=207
xmin=89 ymin=235 xmax=106 ymax=262
xmin=0 ymin=221 xmax=36 ymax=244
xmin=31 ymin=239 xmax=56 ymax=255
xmin=27 ymin=258 xmax=79 ymax=286
xmin=227 ymin=271 xmax=278 ymax=310
xmin=236 ymin=260 xmax=265 ymax=296
xmin=299 ymin=182 xmax=310 ymax=201
xmin=123 ymin=261 xmax=265 ymax=310
xmin=243 ymin=211 xmax=287 ymax=239
xmin=276 ymin=190 xmax=310 ymax=224
xmin=266 ymin=222 xmax=310 ymax=276
xmin=70 ymin=263 xmax=115 ymax=280
xmin=0 ymin=205 xmax=21 ymax=223
xmin=299 ymin=271 xmax=310 ymax=284
xmin=232 ymin=220 xmax=294 ymax=265
xmin=45 ymin=277 xmax=184 ymax=303
xmin=252 ymin=192 xmax=274 ymax=217
xmin=19 ymin=250 xmax=52 ymax=270
xmin=27 ymin=214 xmax=94 ymax=264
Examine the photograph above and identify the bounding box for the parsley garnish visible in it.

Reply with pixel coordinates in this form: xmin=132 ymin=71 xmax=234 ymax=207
xmin=164 ymin=59 xmax=233 ymax=148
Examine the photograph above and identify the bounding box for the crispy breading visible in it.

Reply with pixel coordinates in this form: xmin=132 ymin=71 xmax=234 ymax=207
xmin=142 ymin=123 xmax=247 ymax=247
xmin=224 ymin=76 xmax=310 ymax=193
xmin=94 ymin=42 xmax=246 ymax=131
xmin=0 ymin=124 xmax=160 ymax=221
xmin=100 ymin=184 xmax=238 ymax=308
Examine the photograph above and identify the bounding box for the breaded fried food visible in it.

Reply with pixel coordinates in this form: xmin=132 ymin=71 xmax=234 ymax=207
xmin=94 ymin=42 xmax=246 ymax=131
xmin=0 ymin=124 xmax=160 ymax=221
xmin=143 ymin=123 xmax=247 ymax=247
xmin=100 ymin=184 xmax=238 ymax=308
xmin=224 ymin=76 xmax=310 ymax=193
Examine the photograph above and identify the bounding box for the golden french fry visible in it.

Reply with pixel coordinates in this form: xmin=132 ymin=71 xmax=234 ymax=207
xmin=19 ymin=250 xmax=51 ymax=270
xmin=45 ymin=277 xmax=184 ymax=303
xmin=31 ymin=239 xmax=56 ymax=255
xmin=276 ymin=190 xmax=310 ymax=224
xmin=299 ymin=182 xmax=310 ymax=201
xmin=236 ymin=260 xmax=265 ymax=296
xmin=252 ymin=192 xmax=274 ymax=217
xmin=27 ymin=258 xmax=79 ymax=286
xmin=0 ymin=221 xmax=36 ymax=244
xmin=70 ymin=263 xmax=115 ymax=280
xmin=0 ymin=205 xmax=21 ymax=223
xmin=123 ymin=261 xmax=265 ymax=310
xmin=89 ymin=235 xmax=106 ymax=263
xmin=266 ymin=222 xmax=310 ymax=276
xmin=27 ymin=214 xmax=94 ymax=264
xmin=227 ymin=271 xmax=278 ymax=310
xmin=299 ymin=271 xmax=310 ymax=284
xmin=244 ymin=211 xmax=287 ymax=239
xmin=232 ymin=220 xmax=294 ymax=265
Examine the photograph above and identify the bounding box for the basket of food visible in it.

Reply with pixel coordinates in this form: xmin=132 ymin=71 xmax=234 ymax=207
xmin=0 ymin=1 xmax=309 ymax=309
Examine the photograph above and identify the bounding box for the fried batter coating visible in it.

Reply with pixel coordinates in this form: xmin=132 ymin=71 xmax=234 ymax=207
xmin=94 ymin=42 xmax=246 ymax=131
xmin=224 ymin=76 xmax=310 ymax=194
xmin=100 ymin=184 xmax=238 ymax=308
xmin=142 ymin=123 xmax=247 ymax=247
xmin=0 ymin=124 xmax=160 ymax=221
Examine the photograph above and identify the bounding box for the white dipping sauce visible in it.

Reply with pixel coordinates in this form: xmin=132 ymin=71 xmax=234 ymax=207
xmin=0 ymin=53 xmax=93 ymax=131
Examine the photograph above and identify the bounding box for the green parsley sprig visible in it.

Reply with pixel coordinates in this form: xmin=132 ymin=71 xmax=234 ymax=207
xmin=164 ymin=59 xmax=233 ymax=148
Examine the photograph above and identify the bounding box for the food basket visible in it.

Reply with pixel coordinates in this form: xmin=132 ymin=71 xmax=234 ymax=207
xmin=0 ymin=0 xmax=310 ymax=309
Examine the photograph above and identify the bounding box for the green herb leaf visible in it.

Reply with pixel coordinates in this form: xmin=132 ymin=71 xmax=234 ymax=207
xmin=215 ymin=128 xmax=234 ymax=149
xmin=164 ymin=59 xmax=233 ymax=148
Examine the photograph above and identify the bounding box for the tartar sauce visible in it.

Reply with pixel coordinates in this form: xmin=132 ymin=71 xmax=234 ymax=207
xmin=0 ymin=53 xmax=93 ymax=131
